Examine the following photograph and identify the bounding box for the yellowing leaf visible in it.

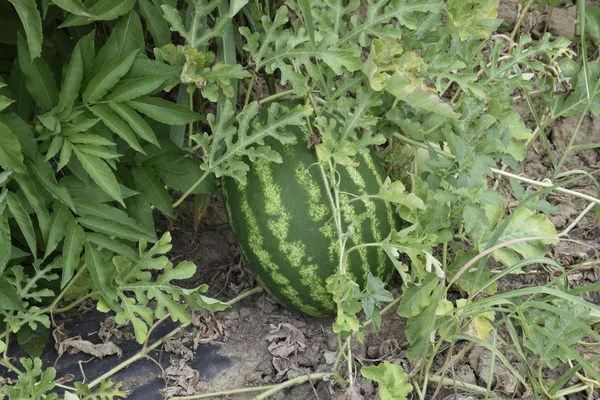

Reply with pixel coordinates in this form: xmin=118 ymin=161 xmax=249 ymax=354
xmin=465 ymin=312 xmax=495 ymax=340
xmin=445 ymin=0 xmax=499 ymax=41
xmin=386 ymin=72 xmax=458 ymax=118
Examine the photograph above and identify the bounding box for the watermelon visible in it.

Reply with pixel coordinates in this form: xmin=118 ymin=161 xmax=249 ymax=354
xmin=222 ymin=102 xmax=396 ymax=317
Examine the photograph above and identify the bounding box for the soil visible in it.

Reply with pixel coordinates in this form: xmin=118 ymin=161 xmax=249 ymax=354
xmin=2 ymin=2 xmax=599 ymax=399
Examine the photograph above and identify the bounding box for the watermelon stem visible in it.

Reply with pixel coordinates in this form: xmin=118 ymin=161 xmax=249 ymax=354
xmin=226 ymin=285 xmax=264 ymax=305
xmin=257 ymin=89 xmax=295 ymax=105
xmin=318 ymin=161 xmax=347 ymax=274
xmin=172 ymin=170 xmax=211 ymax=208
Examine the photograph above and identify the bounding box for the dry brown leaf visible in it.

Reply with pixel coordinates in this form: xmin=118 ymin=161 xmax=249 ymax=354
xmin=266 ymin=323 xmax=306 ymax=359
xmin=191 ymin=311 xmax=225 ymax=348
xmin=334 ymin=387 xmax=364 ymax=400
xmin=98 ymin=317 xmax=135 ymax=343
xmin=52 ymin=324 xmax=70 ymax=350
xmin=57 ymin=337 xmax=122 ymax=359
xmin=160 ymin=357 xmax=205 ymax=397
xmin=55 ymin=373 xmax=75 ymax=384
xmin=164 ymin=336 xmax=194 ymax=361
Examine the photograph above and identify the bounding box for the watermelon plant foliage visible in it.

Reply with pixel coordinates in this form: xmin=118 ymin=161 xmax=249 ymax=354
xmin=1 ymin=0 xmax=600 ymax=398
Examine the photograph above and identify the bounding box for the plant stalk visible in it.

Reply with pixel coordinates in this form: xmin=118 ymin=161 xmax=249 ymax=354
xmin=172 ymin=170 xmax=211 ymax=208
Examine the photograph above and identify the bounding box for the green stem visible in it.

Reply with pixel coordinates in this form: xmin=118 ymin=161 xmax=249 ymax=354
xmin=55 ymin=383 xmax=76 ymax=391
xmin=172 ymin=170 xmax=211 ymax=208
xmin=347 ymin=336 xmax=354 ymax=387
xmin=343 ymin=242 xmax=383 ymax=259
xmin=554 ymin=384 xmax=592 ymax=398
xmin=52 ymin=291 xmax=99 ymax=314
xmin=258 ymin=90 xmax=295 ymax=105
xmin=2 ymin=328 xmax=9 ymax=359
xmin=0 ymin=358 xmax=22 ymax=375
xmin=142 ymin=313 xmax=171 ymax=353
xmin=420 ymin=341 xmax=442 ymax=396
xmin=428 ymin=375 xmax=496 ymax=396
xmin=244 ymin=71 xmax=257 ymax=107
xmin=252 ymin=372 xmax=336 ymax=400
xmin=333 ymin=337 xmax=349 ymax=370
xmin=187 ymin=91 xmax=194 ymax=148
xmin=553 ymin=108 xmax=588 ymax=179
xmin=43 ymin=264 xmax=89 ymax=314
xmin=318 ymin=163 xmax=345 ymax=272
xmin=170 ymin=383 xmax=281 ymax=399
xmin=226 ymin=286 xmax=263 ymax=305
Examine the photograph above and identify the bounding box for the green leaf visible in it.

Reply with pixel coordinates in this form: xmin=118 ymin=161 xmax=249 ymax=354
xmin=0 ymin=277 xmax=25 ymax=311
xmin=377 ymin=179 xmax=426 ymax=210
xmin=9 ymin=0 xmax=43 ymax=60
xmin=127 ymin=96 xmax=202 ymax=125
xmin=17 ymin=324 xmax=50 ymax=358
xmin=6 ymin=192 xmax=37 ymax=257
xmin=45 ymin=136 xmax=64 ymax=161
xmin=183 ymin=285 xmax=230 ymax=312
xmin=57 ymin=37 xmax=84 ymax=115
xmin=499 ymin=111 xmax=533 ymax=161
xmin=0 ymin=114 xmax=26 ymax=174
xmin=201 ymin=101 xmax=313 ymax=184
xmin=17 ymin=34 xmax=59 ymax=111
xmin=78 ymin=215 xmax=155 ymax=242
xmin=106 ymin=76 xmax=167 ymax=102
xmin=132 ymin=166 xmax=173 ymax=217
xmin=161 ymin=0 xmax=228 ymax=49
xmin=397 ymin=276 xmax=440 ymax=318
xmin=93 ymin=10 xmax=144 ymax=74
xmin=44 ymin=203 xmax=71 ymax=259
xmin=490 ymin=208 xmax=558 ymax=266
xmin=116 ymin=295 xmax=153 ymax=343
xmin=78 ymin=30 xmax=96 ymax=85
xmin=108 ymin=102 xmax=159 ymax=146
xmin=83 ymin=50 xmax=138 ymax=104
xmin=73 ymin=147 xmax=124 ymax=205
xmin=0 ymin=214 xmax=10 ymax=275
xmin=73 ymin=199 xmax=155 ymax=241
xmin=75 ymin=144 xmax=122 ymax=159
xmin=88 ymin=104 xmax=144 ymax=153
xmin=28 ymin=154 xmax=75 ymax=211
xmin=62 ymin=218 xmax=86 ymax=288
xmin=361 ymin=361 xmax=413 ymax=400
xmin=68 ymin=133 xmax=115 ymax=146
xmin=524 ymin=301 xmax=589 ymax=369
xmin=1 ymin=358 xmax=56 ymax=400
xmin=51 ymin=0 xmax=91 ymax=16
xmin=15 ymin=174 xmax=51 ymax=242
xmin=585 ymin=5 xmax=600 ymax=44
xmin=138 ymin=0 xmax=171 ymax=47
xmin=87 ymin=233 xmax=139 ymax=261
xmin=60 ymin=0 xmax=136 ymax=26
xmin=338 ymin=0 xmax=442 ymax=46
xmin=85 ymin=242 xmax=119 ymax=309
xmin=0 ymin=95 xmax=15 ymax=111
xmin=297 ymin=0 xmax=315 ymax=46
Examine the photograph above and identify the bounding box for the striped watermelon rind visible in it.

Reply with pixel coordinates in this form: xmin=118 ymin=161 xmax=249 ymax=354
xmin=222 ymin=101 xmax=396 ymax=316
